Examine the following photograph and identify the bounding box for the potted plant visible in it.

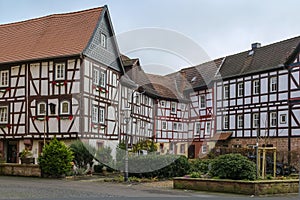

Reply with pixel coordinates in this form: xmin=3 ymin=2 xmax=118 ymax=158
xmin=19 ymin=149 xmax=34 ymax=164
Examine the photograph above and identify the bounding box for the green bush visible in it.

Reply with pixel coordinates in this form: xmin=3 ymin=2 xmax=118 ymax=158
xmin=190 ymin=172 xmax=202 ymax=178
xmin=70 ymin=140 xmax=95 ymax=169
xmin=189 ymin=159 xmax=212 ymax=174
xmin=128 ymin=155 xmax=190 ymax=179
xmin=38 ymin=138 xmax=74 ymax=178
xmin=210 ymin=153 xmax=256 ymax=180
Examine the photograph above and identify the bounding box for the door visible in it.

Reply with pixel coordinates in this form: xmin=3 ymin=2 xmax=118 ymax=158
xmin=7 ymin=141 xmax=18 ymax=163
xmin=188 ymin=145 xmax=195 ymax=159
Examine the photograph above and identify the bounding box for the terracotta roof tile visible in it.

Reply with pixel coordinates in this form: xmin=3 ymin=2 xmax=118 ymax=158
xmin=0 ymin=7 xmax=103 ymax=64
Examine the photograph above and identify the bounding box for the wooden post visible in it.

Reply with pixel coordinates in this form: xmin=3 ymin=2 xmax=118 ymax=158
xmin=262 ymin=148 xmax=266 ymax=179
xmin=257 ymin=149 xmax=261 ymax=178
xmin=273 ymin=149 xmax=276 ymax=177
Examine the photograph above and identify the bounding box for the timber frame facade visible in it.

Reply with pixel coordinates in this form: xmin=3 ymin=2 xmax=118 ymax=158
xmin=1 ymin=5 xmax=300 ymax=163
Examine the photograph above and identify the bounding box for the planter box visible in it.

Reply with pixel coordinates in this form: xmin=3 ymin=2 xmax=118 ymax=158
xmin=173 ymin=177 xmax=299 ymax=196
xmin=0 ymin=163 xmax=41 ymax=177
xmin=20 ymin=157 xmax=35 ymax=164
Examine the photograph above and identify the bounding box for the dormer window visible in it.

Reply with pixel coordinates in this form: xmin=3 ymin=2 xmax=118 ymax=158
xmin=0 ymin=70 xmax=9 ymax=87
xmin=100 ymin=33 xmax=107 ymax=48
xmin=55 ymin=63 xmax=65 ymax=80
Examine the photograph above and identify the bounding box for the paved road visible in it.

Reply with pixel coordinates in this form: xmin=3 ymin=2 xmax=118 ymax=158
xmin=0 ymin=176 xmax=298 ymax=200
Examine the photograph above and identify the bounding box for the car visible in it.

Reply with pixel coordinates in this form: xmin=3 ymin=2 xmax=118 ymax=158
xmin=247 ymin=155 xmax=298 ymax=176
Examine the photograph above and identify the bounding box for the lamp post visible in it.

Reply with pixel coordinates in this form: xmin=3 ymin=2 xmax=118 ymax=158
xmin=124 ymin=86 xmax=144 ymax=182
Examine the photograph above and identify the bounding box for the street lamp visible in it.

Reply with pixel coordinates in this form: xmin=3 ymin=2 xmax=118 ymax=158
xmin=124 ymin=86 xmax=145 ymax=182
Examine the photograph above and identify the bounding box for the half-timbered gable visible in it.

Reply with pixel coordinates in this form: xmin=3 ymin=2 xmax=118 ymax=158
xmin=215 ymin=36 xmax=300 ymax=152
xmin=179 ymin=58 xmax=223 ymax=158
xmin=0 ymin=6 xmax=125 ymax=163
xmin=120 ymin=57 xmax=155 ymax=146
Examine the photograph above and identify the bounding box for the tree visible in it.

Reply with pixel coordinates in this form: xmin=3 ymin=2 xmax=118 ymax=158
xmin=38 ymin=137 xmax=74 ymax=178
xmin=70 ymin=140 xmax=95 ymax=169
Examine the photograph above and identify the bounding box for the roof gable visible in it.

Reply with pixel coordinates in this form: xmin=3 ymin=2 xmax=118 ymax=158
xmin=0 ymin=7 xmax=103 ymax=64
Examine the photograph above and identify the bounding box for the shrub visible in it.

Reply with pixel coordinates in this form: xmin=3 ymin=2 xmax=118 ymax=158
xmin=189 ymin=159 xmax=212 ymax=174
xmin=70 ymin=140 xmax=95 ymax=169
xmin=38 ymin=138 xmax=74 ymax=178
xmin=128 ymin=155 xmax=190 ymax=179
xmin=210 ymin=153 xmax=256 ymax=180
xmin=190 ymin=172 xmax=202 ymax=178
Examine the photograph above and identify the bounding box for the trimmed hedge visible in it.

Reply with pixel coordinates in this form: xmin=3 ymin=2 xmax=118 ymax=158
xmin=209 ymin=153 xmax=256 ymax=180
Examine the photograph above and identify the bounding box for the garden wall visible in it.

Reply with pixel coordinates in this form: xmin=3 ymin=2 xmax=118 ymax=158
xmin=0 ymin=163 xmax=41 ymax=177
xmin=173 ymin=178 xmax=299 ymax=195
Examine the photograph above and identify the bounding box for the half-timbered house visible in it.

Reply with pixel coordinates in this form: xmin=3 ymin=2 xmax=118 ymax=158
xmin=215 ymin=37 xmax=300 ymax=155
xmin=0 ymin=6 xmax=125 ymax=163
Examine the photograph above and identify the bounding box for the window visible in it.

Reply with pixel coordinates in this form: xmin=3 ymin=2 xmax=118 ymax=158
xmin=160 ymin=101 xmax=166 ymax=107
xmin=280 ymin=114 xmax=287 ymax=124
xmin=199 ymin=95 xmax=206 ymax=108
xmin=93 ymin=69 xmax=100 ymax=85
xmin=270 ymin=112 xmax=277 ymax=127
xmin=55 ymin=63 xmax=65 ymax=80
xmin=92 ymin=105 xmax=98 ymax=123
xmin=37 ymin=102 xmax=47 ymax=116
xmin=145 ymin=96 xmax=149 ymax=106
xmin=205 ymin=122 xmax=211 ymax=135
xmin=135 ymin=95 xmax=140 ymax=104
xmin=100 ymin=33 xmax=107 ymax=48
xmin=60 ymin=101 xmax=70 ymax=115
xmin=224 ymin=85 xmax=229 ymax=99
xmin=180 ymin=144 xmax=185 ymax=154
xmin=224 ymin=115 xmax=229 ymax=129
xmin=171 ymin=102 xmax=176 ymax=114
xmin=195 ymin=122 xmax=201 ymax=134
xmin=253 ymin=80 xmax=260 ymax=94
xmin=178 ymin=123 xmax=183 ymax=131
xmin=253 ymin=113 xmax=260 ymax=128
xmin=173 ymin=123 xmax=178 ymax=131
xmin=99 ymin=107 xmax=105 ymax=124
xmin=162 ymin=121 xmax=167 ymax=130
xmin=0 ymin=70 xmax=9 ymax=87
xmin=237 ymin=115 xmax=244 ymax=128
xmin=270 ymin=77 xmax=277 ymax=92
xmin=237 ymin=83 xmax=244 ymax=97
xmin=100 ymin=71 xmax=106 ymax=87
xmin=0 ymin=106 xmax=8 ymax=123
xmin=202 ymin=145 xmax=207 ymax=154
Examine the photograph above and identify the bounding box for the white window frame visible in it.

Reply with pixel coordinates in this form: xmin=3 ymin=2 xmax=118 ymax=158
xmin=162 ymin=121 xmax=167 ymax=130
xmin=173 ymin=122 xmax=178 ymax=131
xmin=55 ymin=63 xmax=65 ymax=80
xmin=160 ymin=101 xmax=166 ymax=107
xmin=195 ymin=122 xmax=201 ymax=134
xmin=92 ymin=105 xmax=99 ymax=123
xmin=270 ymin=77 xmax=277 ymax=92
xmin=171 ymin=102 xmax=176 ymax=114
xmin=224 ymin=115 xmax=229 ymax=129
xmin=0 ymin=106 xmax=8 ymax=124
xmin=237 ymin=115 xmax=244 ymax=129
xmin=100 ymin=33 xmax=107 ymax=48
xmin=99 ymin=107 xmax=105 ymax=124
xmin=253 ymin=80 xmax=260 ymax=95
xmin=60 ymin=101 xmax=70 ymax=115
xmin=0 ymin=70 xmax=9 ymax=87
xmin=253 ymin=113 xmax=259 ymax=128
xmin=205 ymin=121 xmax=211 ymax=135
xmin=237 ymin=82 xmax=244 ymax=97
xmin=280 ymin=114 xmax=287 ymax=124
xmin=100 ymin=71 xmax=106 ymax=88
xmin=224 ymin=84 xmax=229 ymax=99
xmin=180 ymin=144 xmax=185 ymax=154
xmin=178 ymin=123 xmax=183 ymax=131
xmin=37 ymin=102 xmax=47 ymax=116
xmin=93 ymin=69 xmax=100 ymax=85
xmin=270 ymin=112 xmax=277 ymax=127
xmin=202 ymin=145 xmax=207 ymax=154
xmin=199 ymin=95 xmax=206 ymax=108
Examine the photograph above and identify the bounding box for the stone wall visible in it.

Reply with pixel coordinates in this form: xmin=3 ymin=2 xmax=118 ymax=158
xmin=0 ymin=163 xmax=41 ymax=177
xmin=173 ymin=178 xmax=299 ymax=195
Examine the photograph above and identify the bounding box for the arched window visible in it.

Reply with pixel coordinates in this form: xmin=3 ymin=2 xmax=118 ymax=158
xmin=37 ymin=102 xmax=46 ymax=116
xmin=60 ymin=101 xmax=70 ymax=115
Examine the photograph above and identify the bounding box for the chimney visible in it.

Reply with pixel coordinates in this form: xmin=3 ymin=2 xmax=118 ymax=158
xmin=251 ymin=42 xmax=261 ymax=50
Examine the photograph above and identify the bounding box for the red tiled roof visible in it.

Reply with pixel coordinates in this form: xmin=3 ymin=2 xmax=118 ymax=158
xmin=0 ymin=7 xmax=103 ymax=64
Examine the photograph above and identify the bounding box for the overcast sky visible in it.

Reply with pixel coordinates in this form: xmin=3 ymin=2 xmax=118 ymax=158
xmin=1 ymin=0 xmax=300 ymax=75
